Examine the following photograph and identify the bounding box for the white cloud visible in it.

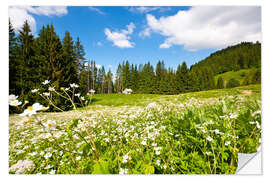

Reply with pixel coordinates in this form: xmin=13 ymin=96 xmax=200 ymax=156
xmin=142 ymin=6 xmax=261 ymax=51
xmin=88 ymin=7 xmax=106 ymax=15
xmin=139 ymin=27 xmax=151 ymax=37
xmin=9 ymin=6 xmax=68 ymax=33
xmin=84 ymin=62 xmax=101 ymax=69
xmin=128 ymin=7 xmax=171 ymax=14
xmin=97 ymin=42 xmax=102 ymax=46
xmin=104 ymin=22 xmax=135 ymax=48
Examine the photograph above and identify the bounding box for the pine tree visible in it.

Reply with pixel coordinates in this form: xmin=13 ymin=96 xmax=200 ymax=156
xmin=216 ymin=77 xmax=224 ymax=89
xmin=115 ymin=64 xmax=122 ymax=93
xmin=62 ymin=31 xmax=78 ymax=87
xmin=74 ymin=37 xmax=86 ymax=71
xmin=9 ymin=19 xmax=19 ymax=95
xmin=107 ymin=69 xmax=113 ymax=94
xmin=17 ymin=20 xmax=35 ymax=98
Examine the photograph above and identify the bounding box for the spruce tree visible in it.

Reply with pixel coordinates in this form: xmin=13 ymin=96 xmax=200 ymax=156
xmin=17 ymin=20 xmax=35 ymax=98
xmin=62 ymin=31 xmax=78 ymax=87
xmin=9 ymin=19 xmax=19 ymax=95
xmin=216 ymin=77 xmax=224 ymax=89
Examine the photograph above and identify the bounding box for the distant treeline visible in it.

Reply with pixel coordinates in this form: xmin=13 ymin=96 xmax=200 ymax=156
xmin=9 ymin=20 xmax=261 ymax=102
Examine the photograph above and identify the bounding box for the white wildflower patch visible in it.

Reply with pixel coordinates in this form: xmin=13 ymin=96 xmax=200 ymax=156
xmin=122 ymin=153 xmax=130 ymax=163
xmin=42 ymin=80 xmax=50 ymax=85
xmin=119 ymin=168 xmax=128 ymax=174
xmin=9 ymin=160 xmax=35 ymax=174
xmin=43 ymin=120 xmax=56 ymax=131
xmin=225 ymin=141 xmax=231 ymax=146
xmin=9 ymin=99 xmax=22 ymax=106
xmin=31 ymin=89 xmax=39 ymax=93
xmin=206 ymin=136 xmax=213 ymax=142
xmin=20 ymin=103 xmax=44 ymax=117
xmin=70 ymin=83 xmax=79 ymax=88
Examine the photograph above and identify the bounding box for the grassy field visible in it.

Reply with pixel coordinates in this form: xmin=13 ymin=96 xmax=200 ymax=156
xmin=214 ymin=68 xmax=258 ymax=85
xmin=9 ymin=84 xmax=261 ymax=174
xmin=87 ymin=84 xmax=261 ymax=107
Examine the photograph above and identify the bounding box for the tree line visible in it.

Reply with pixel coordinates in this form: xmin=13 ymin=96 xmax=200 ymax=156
xmin=9 ymin=20 xmax=261 ymax=101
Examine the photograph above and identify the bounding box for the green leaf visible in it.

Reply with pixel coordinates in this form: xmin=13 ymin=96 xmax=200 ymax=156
xmin=92 ymin=160 xmax=110 ymax=174
xmin=143 ymin=164 xmax=155 ymax=174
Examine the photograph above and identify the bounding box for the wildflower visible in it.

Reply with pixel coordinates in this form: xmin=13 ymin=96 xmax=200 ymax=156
xmin=65 ymin=87 xmax=70 ymax=91
xmin=48 ymin=87 xmax=55 ymax=92
xmin=252 ymin=110 xmax=261 ymax=117
xmin=9 ymin=94 xmax=18 ymax=103
xmin=104 ymin=137 xmax=109 ymax=142
xmin=205 ymin=151 xmax=211 ymax=156
xmin=249 ymin=121 xmax=256 ymax=125
xmin=122 ymin=153 xmax=130 ymax=163
xmin=29 ymin=152 xmax=37 ymax=156
xmin=44 ymin=152 xmax=52 ymax=159
xmin=60 ymin=87 xmax=65 ymax=91
xmin=141 ymin=140 xmax=147 ymax=145
xmin=156 ymin=160 xmax=160 ymax=166
xmin=225 ymin=141 xmax=231 ymax=146
xmin=206 ymin=136 xmax=213 ymax=142
xmin=76 ymin=156 xmax=81 ymax=161
xmin=154 ymin=147 xmax=162 ymax=155
xmin=75 ymin=93 xmax=80 ymax=97
xmin=44 ymin=164 xmax=53 ymax=169
xmin=42 ymin=80 xmax=50 ymax=85
xmin=147 ymin=102 xmax=157 ymax=109
xmin=81 ymin=96 xmax=85 ymax=101
xmin=43 ymin=92 xmax=50 ymax=97
xmin=70 ymin=83 xmax=79 ymax=88
xmin=214 ymin=129 xmax=223 ymax=135
xmin=9 ymin=99 xmax=22 ymax=106
xmin=9 ymin=160 xmax=35 ymax=174
xmin=229 ymin=113 xmax=238 ymax=119
xmin=152 ymin=143 xmax=157 ymax=147
xmin=256 ymin=121 xmax=261 ymax=129
xmin=163 ymin=164 xmax=167 ymax=169
xmin=31 ymin=89 xmax=39 ymax=93
xmin=20 ymin=103 xmax=44 ymax=117
xmin=119 ymin=168 xmax=128 ymax=174
xmin=43 ymin=120 xmax=56 ymax=131
xmin=49 ymin=169 xmax=56 ymax=174
xmin=89 ymin=89 xmax=95 ymax=94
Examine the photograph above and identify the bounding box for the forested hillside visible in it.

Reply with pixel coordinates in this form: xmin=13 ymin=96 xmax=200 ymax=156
xmin=9 ymin=20 xmax=261 ymax=103
xmin=191 ymin=42 xmax=261 ymax=75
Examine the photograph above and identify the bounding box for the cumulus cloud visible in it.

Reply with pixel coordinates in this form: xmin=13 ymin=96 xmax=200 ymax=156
xmin=142 ymin=6 xmax=261 ymax=51
xmin=88 ymin=7 xmax=106 ymax=15
xmin=104 ymin=22 xmax=136 ymax=48
xmin=128 ymin=6 xmax=171 ymax=14
xmin=9 ymin=6 xmax=68 ymax=33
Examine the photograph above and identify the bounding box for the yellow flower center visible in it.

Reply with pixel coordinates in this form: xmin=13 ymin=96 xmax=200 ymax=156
xmin=27 ymin=106 xmax=33 ymax=111
xmin=12 ymin=101 xmax=18 ymax=105
xmin=48 ymin=123 xmax=52 ymax=127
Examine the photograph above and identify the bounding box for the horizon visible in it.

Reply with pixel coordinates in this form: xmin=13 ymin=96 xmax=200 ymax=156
xmin=9 ymin=6 xmax=261 ymax=74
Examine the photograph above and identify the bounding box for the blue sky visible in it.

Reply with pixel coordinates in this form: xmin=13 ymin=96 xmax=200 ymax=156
xmin=9 ymin=6 xmax=261 ymax=74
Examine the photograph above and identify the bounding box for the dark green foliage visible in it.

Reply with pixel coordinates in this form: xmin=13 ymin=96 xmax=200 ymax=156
xmin=216 ymin=77 xmax=224 ymax=89
xmin=9 ymin=19 xmax=261 ymax=105
xmin=192 ymin=42 xmax=261 ymax=75
xmin=226 ymin=78 xmax=240 ymax=88
xmin=251 ymin=68 xmax=261 ymax=84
